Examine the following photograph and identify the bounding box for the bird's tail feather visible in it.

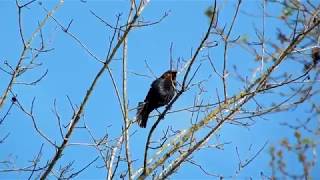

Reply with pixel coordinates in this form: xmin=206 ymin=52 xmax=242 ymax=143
xmin=137 ymin=102 xmax=150 ymax=128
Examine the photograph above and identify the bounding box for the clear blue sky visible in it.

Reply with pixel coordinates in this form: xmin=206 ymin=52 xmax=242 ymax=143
xmin=1 ymin=0 xmax=319 ymax=179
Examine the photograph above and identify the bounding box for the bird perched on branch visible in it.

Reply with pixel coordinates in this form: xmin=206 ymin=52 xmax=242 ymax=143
xmin=312 ymin=47 xmax=320 ymax=65
xmin=137 ymin=70 xmax=177 ymax=128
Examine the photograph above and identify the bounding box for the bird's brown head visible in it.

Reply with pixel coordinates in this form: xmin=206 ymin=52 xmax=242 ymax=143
xmin=161 ymin=70 xmax=177 ymax=81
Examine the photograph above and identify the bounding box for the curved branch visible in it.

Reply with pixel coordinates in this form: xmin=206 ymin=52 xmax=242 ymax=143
xmin=140 ymin=1 xmax=217 ymax=178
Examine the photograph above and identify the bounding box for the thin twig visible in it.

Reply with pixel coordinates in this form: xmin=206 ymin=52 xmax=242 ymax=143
xmin=140 ymin=1 xmax=217 ymax=177
xmin=39 ymin=1 xmax=149 ymax=178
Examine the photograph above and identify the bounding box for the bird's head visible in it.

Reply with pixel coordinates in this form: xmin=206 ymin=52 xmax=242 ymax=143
xmin=161 ymin=70 xmax=177 ymax=81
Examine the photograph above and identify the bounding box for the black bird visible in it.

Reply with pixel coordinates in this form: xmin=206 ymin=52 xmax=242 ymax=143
xmin=312 ymin=47 xmax=320 ymax=65
xmin=137 ymin=70 xmax=177 ymax=128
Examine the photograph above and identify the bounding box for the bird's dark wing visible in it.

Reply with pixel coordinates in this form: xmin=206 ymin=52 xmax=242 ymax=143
xmin=144 ymin=78 xmax=163 ymax=107
xmin=150 ymin=78 xmax=175 ymax=105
